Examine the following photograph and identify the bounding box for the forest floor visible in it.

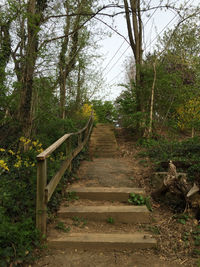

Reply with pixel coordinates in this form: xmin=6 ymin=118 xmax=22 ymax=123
xmin=32 ymin=128 xmax=200 ymax=267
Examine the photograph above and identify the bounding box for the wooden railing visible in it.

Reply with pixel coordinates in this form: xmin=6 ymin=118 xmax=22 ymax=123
xmin=36 ymin=115 xmax=94 ymax=236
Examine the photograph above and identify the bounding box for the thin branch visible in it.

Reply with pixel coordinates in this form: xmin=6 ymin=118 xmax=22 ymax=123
xmin=93 ymin=17 xmax=130 ymax=45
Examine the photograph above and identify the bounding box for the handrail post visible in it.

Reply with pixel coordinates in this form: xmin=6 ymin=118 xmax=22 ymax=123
xmin=36 ymin=158 xmax=47 ymax=237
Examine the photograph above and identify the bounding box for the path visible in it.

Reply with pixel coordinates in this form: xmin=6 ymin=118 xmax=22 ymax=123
xmin=34 ymin=124 xmax=183 ymax=267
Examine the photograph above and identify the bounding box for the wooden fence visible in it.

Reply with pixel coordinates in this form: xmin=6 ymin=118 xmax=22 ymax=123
xmin=36 ymin=115 xmax=93 ymax=236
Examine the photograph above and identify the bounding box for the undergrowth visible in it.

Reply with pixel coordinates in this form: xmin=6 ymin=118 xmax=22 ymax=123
xmin=138 ymin=136 xmax=200 ymax=183
xmin=0 ymin=123 xmax=90 ymax=266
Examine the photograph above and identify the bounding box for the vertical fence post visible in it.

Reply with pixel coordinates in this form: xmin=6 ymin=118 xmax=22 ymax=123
xmin=36 ymin=158 xmax=47 ymax=237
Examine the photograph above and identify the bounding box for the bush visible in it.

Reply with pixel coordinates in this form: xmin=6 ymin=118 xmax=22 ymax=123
xmin=0 ymin=133 xmax=88 ymax=265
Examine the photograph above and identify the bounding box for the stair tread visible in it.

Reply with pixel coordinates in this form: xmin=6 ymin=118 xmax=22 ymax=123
xmin=59 ymin=205 xmax=149 ymax=213
xmin=68 ymin=187 xmax=145 ymax=193
xmin=47 ymin=232 xmax=157 ymax=249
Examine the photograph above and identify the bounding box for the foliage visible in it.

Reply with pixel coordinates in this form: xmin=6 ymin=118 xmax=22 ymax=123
xmin=128 ymin=193 xmax=146 ymax=205
xmin=55 ymin=221 xmax=71 ymax=232
xmin=0 ymin=139 xmax=41 ymax=265
xmin=72 ymin=216 xmax=87 ymax=227
xmin=140 ymin=136 xmax=200 ymax=184
xmin=142 ymin=136 xmax=200 ymax=163
xmin=66 ymin=191 xmax=79 ymax=201
xmin=128 ymin=193 xmax=152 ymax=211
xmin=107 ymin=217 xmax=114 ymax=224
xmin=91 ymin=100 xmax=117 ymax=123
xmin=0 ymin=125 xmax=89 ymax=265
xmin=173 ymin=213 xmax=190 ymax=225
xmin=79 ymin=103 xmax=97 ymax=122
xmin=176 ymin=97 xmax=200 ymax=135
xmin=118 ymin=16 xmax=200 ymax=135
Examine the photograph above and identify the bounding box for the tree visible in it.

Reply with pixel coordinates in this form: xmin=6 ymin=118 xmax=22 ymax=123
xmin=123 ymin=0 xmax=143 ymax=113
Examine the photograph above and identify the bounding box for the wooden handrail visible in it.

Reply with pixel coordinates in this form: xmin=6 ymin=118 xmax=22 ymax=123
xmin=37 ymin=134 xmax=72 ymax=160
xmin=36 ymin=115 xmax=93 ymax=236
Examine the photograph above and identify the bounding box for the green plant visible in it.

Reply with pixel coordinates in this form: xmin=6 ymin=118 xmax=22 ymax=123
xmin=147 ymin=226 xmax=160 ymax=235
xmin=196 ymin=259 xmax=200 ymax=267
xmin=107 ymin=217 xmax=115 ymax=224
xmin=192 ymin=226 xmax=200 ymax=246
xmin=55 ymin=221 xmax=70 ymax=232
xmin=192 ymin=249 xmax=200 ymax=256
xmin=66 ymin=191 xmax=79 ymax=201
xmin=173 ymin=213 xmax=189 ymax=225
xmin=128 ymin=193 xmax=146 ymax=205
xmin=72 ymin=216 xmax=87 ymax=227
xmin=0 ymin=130 xmax=88 ymax=265
xmin=128 ymin=193 xmax=153 ymax=211
xmin=182 ymin=232 xmax=190 ymax=241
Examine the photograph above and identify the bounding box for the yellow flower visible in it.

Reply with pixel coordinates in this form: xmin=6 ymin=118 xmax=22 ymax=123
xmin=25 ymin=139 xmax=31 ymax=145
xmin=38 ymin=143 xmax=42 ymax=147
xmin=8 ymin=149 xmax=15 ymax=155
xmin=32 ymin=141 xmax=38 ymax=147
xmin=24 ymin=161 xmax=29 ymax=167
xmin=29 ymin=146 xmax=33 ymax=150
xmin=31 ymin=163 xmax=35 ymax=167
xmin=0 ymin=160 xmax=9 ymax=171
xmin=20 ymin=137 xmax=26 ymax=143
xmin=37 ymin=148 xmax=44 ymax=153
xmin=14 ymin=161 xmax=22 ymax=168
xmin=0 ymin=148 xmax=5 ymax=152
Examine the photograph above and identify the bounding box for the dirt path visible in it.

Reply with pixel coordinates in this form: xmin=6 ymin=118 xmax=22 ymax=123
xmin=33 ymin=126 xmax=198 ymax=267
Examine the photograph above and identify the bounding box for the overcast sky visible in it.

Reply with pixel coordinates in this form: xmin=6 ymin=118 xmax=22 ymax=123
xmin=95 ymin=0 xmax=199 ymax=101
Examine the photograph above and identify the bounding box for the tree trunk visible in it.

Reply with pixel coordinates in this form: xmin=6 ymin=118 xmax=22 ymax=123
xmin=123 ymin=0 xmax=143 ymax=117
xmin=148 ymin=62 xmax=157 ymax=137
xmin=17 ymin=0 xmax=47 ymax=139
xmin=18 ymin=0 xmax=37 ymax=138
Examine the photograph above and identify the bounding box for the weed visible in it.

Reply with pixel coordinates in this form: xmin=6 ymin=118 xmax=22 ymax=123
xmin=173 ymin=213 xmax=189 ymax=225
xmin=107 ymin=217 xmax=115 ymax=224
xmin=66 ymin=191 xmax=79 ymax=201
xmin=128 ymin=193 xmax=153 ymax=211
xmin=196 ymin=259 xmax=200 ymax=267
xmin=72 ymin=216 xmax=87 ymax=227
xmin=192 ymin=249 xmax=200 ymax=256
xmin=138 ymin=159 xmax=148 ymax=167
xmin=72 ymin=174 xmax=80 ymax=181
xmin=192 ymin=227 xmax=200 ymax=246
xmin=129 ymin=176 xmax=134 ymax=181
xmin=55 ymin=221 xmax=70 ymax=232
xmin=182 ymin=232 xmax=190 ymax=241
xmin=147 ymin=226 xmax=160 ymax=235
xmin=128 ymin=193 xmax=145 ymax=205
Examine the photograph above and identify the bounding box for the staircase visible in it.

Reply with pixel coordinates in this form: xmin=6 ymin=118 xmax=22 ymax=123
xmin=89 ymin=123 xmax=118 ymax=157
xmin=47 ymin=124 xmax=157 ymax=250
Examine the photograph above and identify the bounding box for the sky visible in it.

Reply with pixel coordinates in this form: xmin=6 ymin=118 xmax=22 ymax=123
xmin=95 ymin=0 xmax=199 ymax=101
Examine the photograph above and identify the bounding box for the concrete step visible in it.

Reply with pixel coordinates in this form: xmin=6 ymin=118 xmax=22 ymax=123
xmin=90 ymin=146 xmax=117 ymax=149
xmin=90 ymin=149 xmax=118 ymax=154
xmin=58 ymin=205 xmax=150 ymax=223
xmin=90 ymin=139 xmax=116 ymax=143
xmin=48 ymin=232 xmax=157 ymax=250
xmin=90 ymin=143 xmax=117 ymax=146
xmin=91 ymin=153 xmax=118 ymax=158
xmin=67 ymin=187 xmax=145 ymax=201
